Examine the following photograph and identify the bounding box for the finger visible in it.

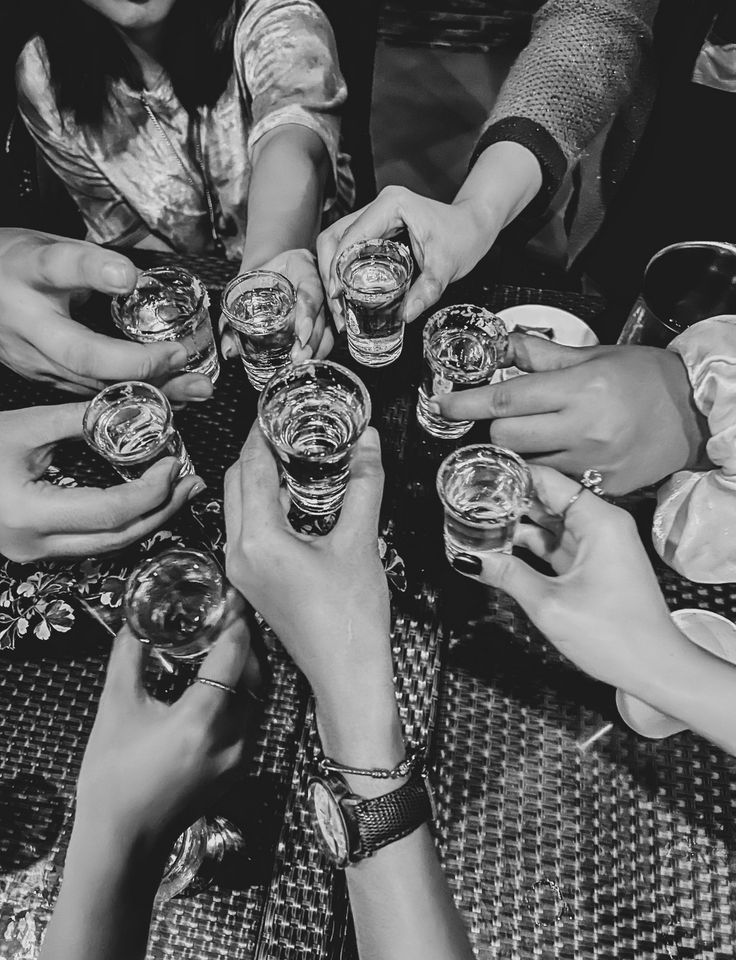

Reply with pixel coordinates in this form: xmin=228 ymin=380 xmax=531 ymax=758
xmin=451 ymin=550 xmax=552 ymax=621
xmin=316 ymin=214 xmax=357 ymax=297
xmin=490 ymin=413 xmax=568 ymax=453
xmin=526 ymin=464 xmax=609 ymax=538
xmin=40 ymin=470 xmax=204 ymax=556
xmin=161 ymin=373 xmax=214 ymax=404
xmin=513 ymin=523 xmax=559 ymax=561
xmin=234 ymin=422 xmax=285 ymax=536
xmin=403 ymin=269 xmax=447 ymax=324
xmin=186 ymin=612 xmax=252 ymax=710
xmin=221 ymin=323 xmax=240 ymax=361
xmin=21 ymin=238 xmax=138 ymax=297
xmin=313 ymin=324 xmax=334 ymax=360
xmin=102 ymin=624 xmax=149 ymax=702
xmin=434 ymin=370 xmax=569 ymax=422
xmin=4 ymin=401 xmax=88 ymax=450
xmin=35 ymin=457 xmax=193 ymax=532
xmin=44 ymin=324 xmax=189 ymax=385
xmin=508 ymin=332 xmax=603 ymax=373
xmin=305 ymin=308 xmax=326 ymax=359
xmin=331 ymin=427 xmax=384 ymax=545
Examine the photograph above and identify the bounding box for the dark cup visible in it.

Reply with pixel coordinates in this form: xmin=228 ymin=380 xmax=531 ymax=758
xmin=618 ymin=241 xmax=736 ymax=347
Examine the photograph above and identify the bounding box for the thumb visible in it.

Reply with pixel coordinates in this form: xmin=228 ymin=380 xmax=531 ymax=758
xmin=508 ymin=332 xmax=601 ymax=373
xmin=451 ymin=550 xmax=551 ymax=620
xmin=403 ymin=268 xmax=448 ymax=324
xmin=103 ymin=625 xmax=149 ymax=703
xmin=55 ymin=326 xmax=190 ymax=385
xmin=25 ymin=239 xmax=138 ymax=297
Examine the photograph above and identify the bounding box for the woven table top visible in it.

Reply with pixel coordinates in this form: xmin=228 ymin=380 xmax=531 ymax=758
xmin=1 ymin=254 xmax=734 ymax=960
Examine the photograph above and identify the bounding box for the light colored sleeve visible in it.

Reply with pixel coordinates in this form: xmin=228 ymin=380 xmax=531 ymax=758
xmin=15 ymin=38 xmax=148 ymax=247
xmin=652 ymin=316 xmax=736 ymax=583
xmin=234 ymin=0 xmax=346 ymax=211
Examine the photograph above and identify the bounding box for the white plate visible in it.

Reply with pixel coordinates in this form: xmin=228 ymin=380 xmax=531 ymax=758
xmin=616 ymin=609 xmax=736 ymax=739
xmin=492 ymin=304 xmax=599 ymax=382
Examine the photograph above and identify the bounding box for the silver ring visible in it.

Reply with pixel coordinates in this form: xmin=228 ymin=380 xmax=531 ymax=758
xmin=580 ymin=468 xmax=605 ymax=497
xmin=559 ymin=486 xmax=585 ymax=520
xmin=197 ymin=676 xmax=239 ymax=696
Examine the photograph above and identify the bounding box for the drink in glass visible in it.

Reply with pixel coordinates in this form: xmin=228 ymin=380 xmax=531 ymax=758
xmin=221 ymin=271 xmax=296 ymax=390
xmin=336 ymin=239 xmax=413 ymax=367
xmin=124 ymin=548 xmax=227 ymax=661
xmin=258 ymin=360 xmax=371 ymax=516
xmin=156 ymin=817 xmax=209 ymax=902
xmin=112 ymin=267 xmax=219 ymax=382
xmin=417 ymin=304 xmax=508 ymax=439
xmin=437 ymin=444 xmax=531 ymax=561
xmin=83 ymin=381 xmax=194 ymax=481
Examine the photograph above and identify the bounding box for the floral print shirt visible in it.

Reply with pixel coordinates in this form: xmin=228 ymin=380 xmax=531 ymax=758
xmin=16 ymin=0 xmax=354 ymax=258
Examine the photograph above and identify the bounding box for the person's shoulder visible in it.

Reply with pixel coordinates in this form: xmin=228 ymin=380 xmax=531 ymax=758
xmin=15 ymin=35 xmax=56 ymax=117
xmin=234 ymin=0 xmax=322 ymax=43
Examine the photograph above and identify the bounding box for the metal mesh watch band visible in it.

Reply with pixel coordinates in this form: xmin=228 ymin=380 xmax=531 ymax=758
xmin=351 ymin=770 xmax=433 ymax=858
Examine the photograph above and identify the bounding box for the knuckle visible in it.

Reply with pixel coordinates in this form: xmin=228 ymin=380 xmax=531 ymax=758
xmin=379 ymin=184 xmax=406 ymax=204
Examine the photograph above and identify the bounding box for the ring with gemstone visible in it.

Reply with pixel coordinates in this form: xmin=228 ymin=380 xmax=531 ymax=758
xmin=580 ymin=469 xmax=605 ymax=496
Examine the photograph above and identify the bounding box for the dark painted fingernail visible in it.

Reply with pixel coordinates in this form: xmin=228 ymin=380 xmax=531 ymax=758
xmin=452 ymin=553 xmax=482 ymax=575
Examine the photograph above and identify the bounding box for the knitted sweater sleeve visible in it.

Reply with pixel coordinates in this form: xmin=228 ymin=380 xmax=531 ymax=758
xmin=472 ymin=0 xmax=660 ymax=203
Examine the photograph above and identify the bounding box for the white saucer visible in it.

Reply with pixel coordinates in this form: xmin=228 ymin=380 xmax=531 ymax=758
xmin=616 ymin=609 xmax=736 ymax=739
xmin=493 ymin=304 xmax=599 ymax=382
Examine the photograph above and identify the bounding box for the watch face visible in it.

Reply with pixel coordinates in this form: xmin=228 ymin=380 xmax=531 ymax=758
xmin=307 ymin=780 xmax=349 ymax=867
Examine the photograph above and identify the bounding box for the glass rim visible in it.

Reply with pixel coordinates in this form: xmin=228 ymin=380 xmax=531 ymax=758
xmin=436 ymin=443 xmax=532 ymax=522
xmin=335 ymin=238 xmax=413 ymax=295
xmin=111 ymin=265 xmax=207 ymax=334
xmin=257 ymin=359 xmax=372 ymax=458
xmin=123 ymin=547 xmax=226 ymax=646
xmin=83 ymin=380 xmax=174 ymax=459
xmin=220 ymin=269 xmax=297 ymax=325
xmin=423 ymin=303 xmax=504 ymax=352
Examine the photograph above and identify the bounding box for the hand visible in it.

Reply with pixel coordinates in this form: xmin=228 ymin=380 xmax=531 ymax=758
xmin=317 ymin=186 xmax=501 ymax=327
xmin=76 ymin=608 xmax=253 ymax=851
xmin=433 ymin=335 xmax=707 ymax=495
xmin=222 ymin=248 xmax=333 ymax=363
xmin=0 ymin=404 xmax=205 ymax=562
xmin=0 ymin=229 xmax=213 ymax=402
xmin=224 ymin=423 xmax=390 ymax=699
xmin=451 ymin=465 xmax=679 ymax=694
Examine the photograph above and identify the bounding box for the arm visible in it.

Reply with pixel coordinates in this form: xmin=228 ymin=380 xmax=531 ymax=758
xmin=40 ymin=613 xmax=254 ymax=960
xmin=224 ymin=424 xmax=474 ymax=960
xmin=473 ymin=0 xmax=661 ymax=205
xmin=653 ymin=315 xmax=736 ymax=582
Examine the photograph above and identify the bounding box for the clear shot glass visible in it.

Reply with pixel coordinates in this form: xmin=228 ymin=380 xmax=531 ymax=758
xmin=437 ymin=444 xmax=531 ymax=561
xmin=258 ymin=360 xmax=371 ymax=517
xmin=417 ymin=304 xmax=508 ymax=439
xmin=83 ymin=381 xmax=194 ymax=482
xmin=124 ymin=548 xmax=227 ymax=661
xmin=156 ymin=817 xmax=209 ymax=903
xmin=221 ymin=270 xmax=296 ymax=390
xmin=336 ymin=238 xmax=413 ymax=367
xmin=112 ymin=267 xmax=220 ymax=382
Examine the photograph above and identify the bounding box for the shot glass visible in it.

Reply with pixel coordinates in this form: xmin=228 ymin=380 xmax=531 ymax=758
xmin=417 ymin=304 xmax=508 ymax=439
xmin=83 ymin=381 xmax=194 ymax=482
xmin=221 ymin=270 xmax=296 ymax=390
xmin=258 ymin=360 xmax=371 ymax=516
xmin=336 ymin=238 xmax=413 ymax=367
xmin=437 ymin=444 xmax=531 ymax=561
xmin=112 ymin=266 xmax=220 ymax=382
xmin=124 ymin=548 xmax=227 ymax=661
xmin=156 ymin=817 xmax=209 ymax=903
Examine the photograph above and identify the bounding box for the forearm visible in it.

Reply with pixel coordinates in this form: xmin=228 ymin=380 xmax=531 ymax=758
xmin=241 ymin=125 xmax=330 ymax=270
xmin=40 ymin=816 xmax=166 ymax=960
xmin=630 ymin=624 xmax=736 ymax=756
xmin=316 ymin=661 xmax=474 ymax=960
xmin=453 ymin=141 xmax=543 ymax=257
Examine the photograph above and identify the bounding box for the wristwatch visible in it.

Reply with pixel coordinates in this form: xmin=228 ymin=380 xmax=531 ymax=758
xmin=307 ymin=766 xmax=435 ymax=868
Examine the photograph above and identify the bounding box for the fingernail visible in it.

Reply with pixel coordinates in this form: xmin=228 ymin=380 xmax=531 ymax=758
xmin=102 ymin=261 xmax=135 ymax=292
xmin=187 ymin=479 xmax=207 ymax=501
xmin=405 ymin=299 xmax=424 ymax=321
xmin=426 ymin=399 xmax=441 ymax=415
xmin=329 ymin=282 xmax=339 ymax=299
xmin=452 ymin=553 xmax=482 ymax=575
xmin=185 ymin=380 xmax=213 ymax=400
xmin=167 ymin=344 xmax=189 ymax=371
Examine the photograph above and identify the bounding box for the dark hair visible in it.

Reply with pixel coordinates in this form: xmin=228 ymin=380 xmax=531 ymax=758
xmin=32 ymin=0 xmax=241 ymax=127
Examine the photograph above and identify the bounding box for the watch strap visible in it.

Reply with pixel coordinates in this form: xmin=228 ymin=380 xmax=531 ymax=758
xmin=351 ymin=770 xmax=433 ymax=858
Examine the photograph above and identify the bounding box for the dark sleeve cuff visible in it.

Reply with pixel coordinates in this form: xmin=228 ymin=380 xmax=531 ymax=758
xmin=470 ymin=116 xmax=567 ymax=211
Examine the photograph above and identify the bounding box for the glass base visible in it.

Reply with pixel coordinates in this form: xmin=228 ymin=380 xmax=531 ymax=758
xmin=416 ymin=390 xmax=473 ymax=439
xmin=444 ymin=531 xmax=513 ymax=562
xmin=347 ymin=330 xmax=403 ymax=367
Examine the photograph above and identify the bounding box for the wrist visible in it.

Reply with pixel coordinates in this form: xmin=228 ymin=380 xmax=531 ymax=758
xmin=454 ymin=141 xmax=543 ymax=233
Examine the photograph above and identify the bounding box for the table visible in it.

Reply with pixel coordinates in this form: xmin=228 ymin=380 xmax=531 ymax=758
xmin=1 ymin=254 xmax=735 ymax=960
